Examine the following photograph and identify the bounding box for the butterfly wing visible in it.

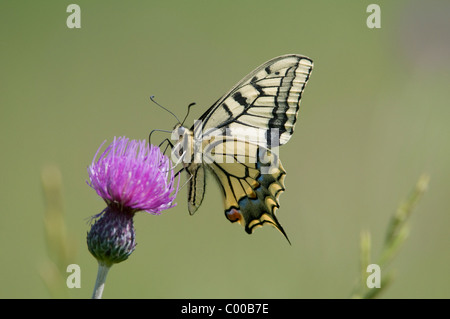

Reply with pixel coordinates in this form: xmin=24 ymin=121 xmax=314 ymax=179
xmin=204 ymin=137 xmax=289 ymax=241
xmin=186 ymin=163 xmax=206 ymax=215
xmin=180 ymin=54 xmax=313 ymax=240
xmin=195 ymin=54 xmax=313 ymax=147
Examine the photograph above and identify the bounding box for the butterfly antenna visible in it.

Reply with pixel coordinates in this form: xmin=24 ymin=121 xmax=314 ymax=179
xmin=148 ymin=128 xmax=172 ymax=145
xmin=150 ymin=95 xmax=182 ymax=124
xmin=181 ymin=102 xmax=196 ymax=126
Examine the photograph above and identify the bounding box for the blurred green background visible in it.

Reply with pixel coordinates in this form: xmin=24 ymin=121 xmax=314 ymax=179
xmin=1 ymin=0 xmax=449 ymax=299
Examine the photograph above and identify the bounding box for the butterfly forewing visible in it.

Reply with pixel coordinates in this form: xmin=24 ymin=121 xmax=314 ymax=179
xmin=197 ymin=54 xmax=313 ymax=148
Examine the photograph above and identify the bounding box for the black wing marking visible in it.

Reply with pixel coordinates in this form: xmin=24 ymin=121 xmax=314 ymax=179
xmin=194 ymin=54 xmax=313 ymax=147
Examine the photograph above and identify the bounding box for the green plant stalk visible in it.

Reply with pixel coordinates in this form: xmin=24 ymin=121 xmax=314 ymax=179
xmin=359 ymin=230 xmax=371 ymax=292
xmin=361 ymin=271 xmax=395 ymax=299
xmin=40 ymin=165 xmax=77 ymax=298
xmin=92 ymin=262 xmax=112 ymax=299
xmin=380 ymin=174 xmax=429 ymax=267
xmin=351 ymin=174 xmax=429 ymax=299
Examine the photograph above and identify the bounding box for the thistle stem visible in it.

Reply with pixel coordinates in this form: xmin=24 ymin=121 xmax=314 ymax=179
xmin=91 ymin=262 xmax=111 ymax=299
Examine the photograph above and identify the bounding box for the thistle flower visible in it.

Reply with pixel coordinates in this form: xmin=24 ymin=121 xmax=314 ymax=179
xmin=86 ymin=136 xmax=178 ymax=298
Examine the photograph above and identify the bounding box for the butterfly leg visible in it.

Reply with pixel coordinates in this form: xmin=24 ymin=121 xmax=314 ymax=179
xmin=159 ymin=138 xmax=174 ymax=156
xmin=174 ymin=167 xmax=185 ymax=179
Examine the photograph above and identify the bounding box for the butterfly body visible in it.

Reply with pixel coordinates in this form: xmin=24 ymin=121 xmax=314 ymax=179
xmin=172 ymin=54 xmax=313 ymax=241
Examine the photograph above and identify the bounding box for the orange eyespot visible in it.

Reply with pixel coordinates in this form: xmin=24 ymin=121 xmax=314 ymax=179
xmin=226 ymin=208 xmax=242 ymax=223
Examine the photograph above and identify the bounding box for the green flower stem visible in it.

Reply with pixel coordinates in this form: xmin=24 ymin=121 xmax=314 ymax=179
xmin=92 ymin=262 xmax=111 ymax=299
xmin=359 ymin=230 xmax=371 ymax=292
xmin=351 ymin=174 xmax=430 ymax=298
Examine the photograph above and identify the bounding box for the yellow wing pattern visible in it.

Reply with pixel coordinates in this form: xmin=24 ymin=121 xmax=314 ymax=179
xmin=205 ymin=138 xmax=289 ymax=241
xmin=173 ymin=54 xmax=313 ymax=241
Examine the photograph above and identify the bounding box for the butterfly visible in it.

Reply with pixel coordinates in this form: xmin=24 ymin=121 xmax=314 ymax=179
xmin=171 ymin=54 xmax=313 ymax=242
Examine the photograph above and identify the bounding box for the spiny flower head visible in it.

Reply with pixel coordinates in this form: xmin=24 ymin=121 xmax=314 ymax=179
xmin=88 ymin=136 xmax=178 ymax=214
xmin=86 ymin=137 xmax=179 ymax=266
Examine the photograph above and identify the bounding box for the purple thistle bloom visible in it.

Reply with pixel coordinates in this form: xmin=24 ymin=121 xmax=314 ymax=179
xmin=86 ymin=137 xmax=179 ymax=267
xmin=88 ymin=137 xmax=178 ymax=214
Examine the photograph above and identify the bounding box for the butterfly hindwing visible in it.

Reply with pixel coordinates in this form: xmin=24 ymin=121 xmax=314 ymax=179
xmin=205 ymin=137 xmax=289 ymax=241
